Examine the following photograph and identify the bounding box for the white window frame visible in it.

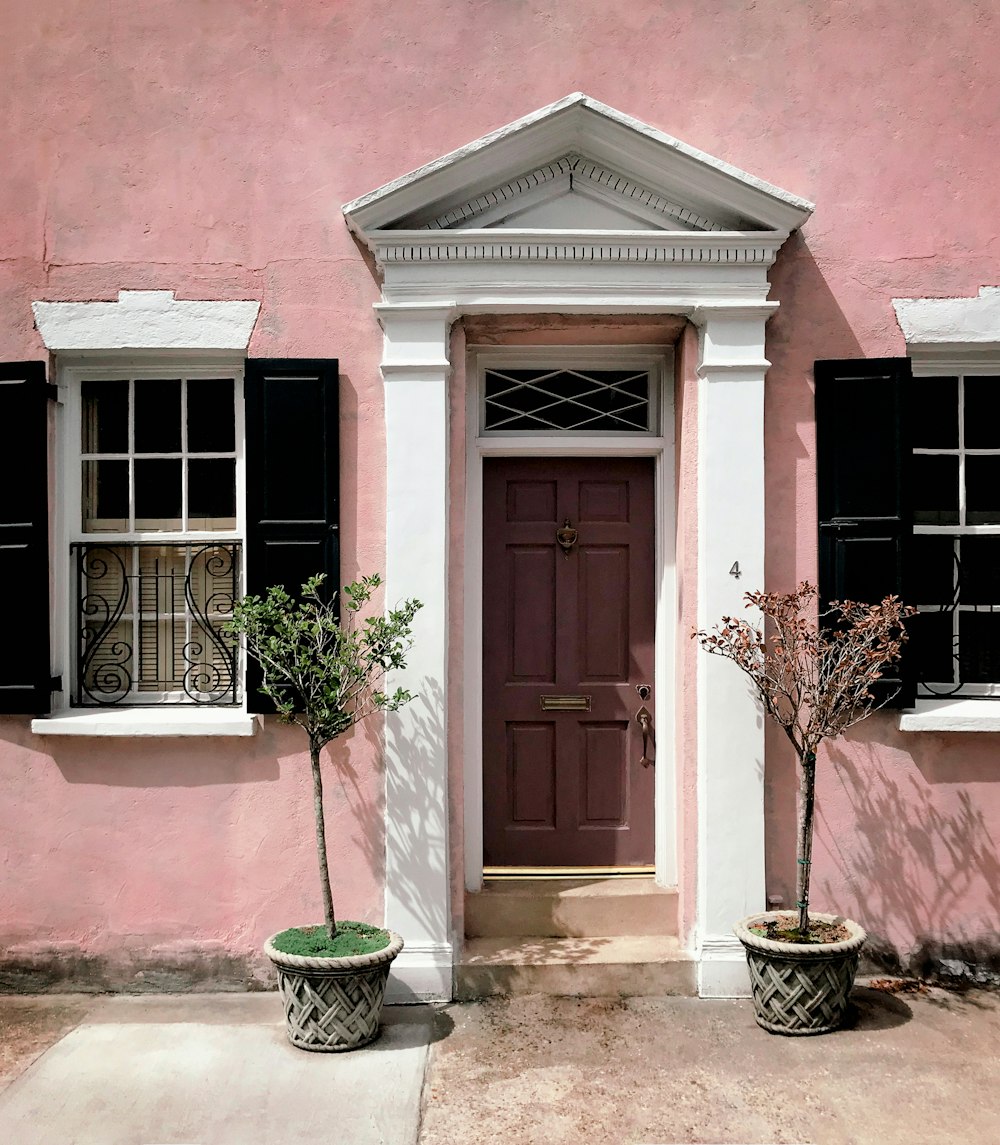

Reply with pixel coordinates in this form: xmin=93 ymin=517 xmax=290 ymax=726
xmin=35 ymin=358 xmax=253 ymax=737
xmin=911 ymin=367 xmax=1000 ymax=700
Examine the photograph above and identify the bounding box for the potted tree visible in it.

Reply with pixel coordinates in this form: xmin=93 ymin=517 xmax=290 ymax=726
xmin=696 ymin=583 xmax=913 ymax=1036
xmin=227 ymin=573 xmax=421 ymax=1052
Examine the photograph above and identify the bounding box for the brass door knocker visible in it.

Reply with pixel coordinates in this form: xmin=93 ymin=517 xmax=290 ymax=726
xmin=556 ymin=519 xmax=578 ymax=558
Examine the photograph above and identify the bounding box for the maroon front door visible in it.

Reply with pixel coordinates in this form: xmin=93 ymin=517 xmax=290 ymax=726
xmin=483 ymin=457 xmax=656 ymax=867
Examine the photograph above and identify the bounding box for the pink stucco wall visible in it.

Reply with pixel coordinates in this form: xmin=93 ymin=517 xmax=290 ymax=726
xmin=0 ymin=716 xmax=384 ymax=986
xmin=3 ymin=0 xmax=1000 ymax=978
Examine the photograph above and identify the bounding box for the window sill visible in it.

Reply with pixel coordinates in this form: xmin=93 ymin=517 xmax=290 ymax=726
xmin=899 ymin=699 xmax=1000 ymax=733
xmin=31 ymin=708 xmax=259 ymax=737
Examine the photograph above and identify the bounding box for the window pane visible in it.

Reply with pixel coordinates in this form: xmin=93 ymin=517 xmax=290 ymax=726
xmin=965 ymin=456 xmax=1000 ymax=523
xmin=134 ymin=459 xmax=182 ymax=530
xmin=81 ymin=380 xmax=129 ymax=454
xmin=910 ymin=610 xmax=955 ymax=686
xmin=959 ymin=612 xmax=1000 ymax=684
xmin=963 ymin=376 xmax=1000 ymax=448
xmin=187 ymin=379 xmax=235 ymax=453
xmin=910 ymin=376 xmax=958 ymax=448
xmin=82 ymin=460 xmax=129 ymax=531
xmin=910 ymin=535 xmax=956 ymax=605
xmin=134 ymin=379 xmax=181 ymax=453
xmin=959 ymin=537 xmax=1000 ymax=605
xmin=188 ymin=458 xmax=236 ymax=528
xmin=912 ymin=454 xmax=959 ymax=524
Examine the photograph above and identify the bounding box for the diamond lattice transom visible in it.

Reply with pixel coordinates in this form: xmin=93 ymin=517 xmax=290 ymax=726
xmin=483 ymin=367 xmax=651 ymax=432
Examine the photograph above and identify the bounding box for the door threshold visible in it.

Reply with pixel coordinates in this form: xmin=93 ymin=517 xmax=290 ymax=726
xmin=483 ymin=865 xmax=655 ymax=881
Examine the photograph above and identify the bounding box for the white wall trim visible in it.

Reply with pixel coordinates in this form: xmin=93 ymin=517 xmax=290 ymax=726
xmin=462 ymin=346 xmax=677 ymax=894
xmin=698 ymin=933 xmax=751 ymax=998
xmin=32 ymin=291 xmax=260 ymax=352
xmin=31 ymin=709 xmax=256 ymax=737
xmin=694 ymin=309 xmax=769 ymax=989
xmin=381 ymin=306 xmax=454 ymax=992
xmin=893 ymin=286 xmax=1000 ymax=354
xmin=385 ymin=941 xmax=454 ymax=1003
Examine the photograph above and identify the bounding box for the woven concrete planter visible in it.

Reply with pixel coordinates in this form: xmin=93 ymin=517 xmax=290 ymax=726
xmin=734 ymin=912 xmax=866 ymax=1036
xmin=264 ymin=929 xmax=404 ymax=1052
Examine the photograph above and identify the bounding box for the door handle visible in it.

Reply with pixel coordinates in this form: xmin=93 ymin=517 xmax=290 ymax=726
xmin=636 ymin=705 xmax=654 ymax=767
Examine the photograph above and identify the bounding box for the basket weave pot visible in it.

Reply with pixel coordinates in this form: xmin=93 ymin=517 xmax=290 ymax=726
xmin=734 ymin=912 xmax=866 ymax=1036
xmin=264 ymin=929 xmax=404 ymax=1052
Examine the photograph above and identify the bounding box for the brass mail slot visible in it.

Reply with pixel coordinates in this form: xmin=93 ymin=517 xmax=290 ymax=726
xmin=540 ymin=694 xmax=592 ymax=712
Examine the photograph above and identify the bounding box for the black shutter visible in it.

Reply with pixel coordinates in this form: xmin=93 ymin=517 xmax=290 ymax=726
xmin=0 ymin=363 xmax=52 ymax=714
xmin=244 ymin=359 xmax=339 ymax=712
xmin=815 ymin=357 xmax=914 ymax=707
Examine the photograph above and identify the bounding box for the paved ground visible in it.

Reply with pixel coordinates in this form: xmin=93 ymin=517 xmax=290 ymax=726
xmin=0 ymin=983 xmax=997 ymax=1144
xmin=421 ymin=986 xmax=1000 ymax=1145
xmin=0 ymin=994 xmax=432 ymax=1145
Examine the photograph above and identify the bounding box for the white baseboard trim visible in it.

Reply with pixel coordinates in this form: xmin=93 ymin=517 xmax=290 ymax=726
xmin=386 ymin=942 xmax=453 ymax=1003
xmin=698 ymin=933 xmax=751 ymax=998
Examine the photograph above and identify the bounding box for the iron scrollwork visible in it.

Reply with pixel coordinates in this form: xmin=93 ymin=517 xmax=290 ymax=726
xmin=72 ymin=542 xmax=241 ymax=707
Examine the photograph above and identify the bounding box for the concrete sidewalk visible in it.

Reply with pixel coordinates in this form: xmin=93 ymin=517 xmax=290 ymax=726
xmin=0 ymin=994 xmax=434 ymax=1145
xmin=0 ymin=983 xmax=998 ymax=1145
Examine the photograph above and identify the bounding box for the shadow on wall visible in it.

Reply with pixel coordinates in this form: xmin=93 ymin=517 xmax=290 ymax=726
xmin=353 ymin=678 xmax=449 ymax=955
xmin=45 ymin=721 xmax=281 ymax=787
xmin=817 ymin=731 xmax=1000 ymax=983
xmin=763 ymin=231 xmax=869 ymax=908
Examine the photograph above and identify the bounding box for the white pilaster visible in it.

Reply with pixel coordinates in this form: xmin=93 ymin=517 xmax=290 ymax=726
xmin=379 ymin=304 xmax=457 ymax=1001
xmin=694 ymin=305 xmax=773 ymax=997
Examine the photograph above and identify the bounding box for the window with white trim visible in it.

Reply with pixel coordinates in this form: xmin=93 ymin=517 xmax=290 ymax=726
xmin=68 ymin=367 xmax=244 ymax=706
xmin=910 ymin=372 xmax=1000 ymax=697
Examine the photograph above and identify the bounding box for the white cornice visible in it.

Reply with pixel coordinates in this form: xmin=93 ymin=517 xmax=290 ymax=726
xmin=32 ymin=291 xmax=260 ymax=352
xmin=342 ymin=93 xmax=814 ymax=237
xmin=369 ymin=230 xmax=787 ymax=267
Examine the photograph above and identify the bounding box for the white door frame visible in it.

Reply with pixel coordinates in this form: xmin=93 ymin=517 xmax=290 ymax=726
xmin=462 ymin=345 xmax=677 ymax=892
xmin=377 ymin=292 xmax=776 ymax=1003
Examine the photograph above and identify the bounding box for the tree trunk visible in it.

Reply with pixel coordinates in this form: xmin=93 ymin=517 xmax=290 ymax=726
xmin=310 ymin=741 xmax=337 ymax=940
xmin=796 ymin=750 xmax=817 ymax=937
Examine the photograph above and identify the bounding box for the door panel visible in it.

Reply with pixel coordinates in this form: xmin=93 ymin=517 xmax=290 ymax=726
xmin=579 ymin=545 xmax=630 ymax=680
xmin=508 ymin=723 xmax=557 ymax=827
xmin=509 ymin=547 xmax=557 ymax=682
xmin=483 ymin=456 xmax=656 ymax=867
xmin=580 ymin=722 xmax=629 ymax=826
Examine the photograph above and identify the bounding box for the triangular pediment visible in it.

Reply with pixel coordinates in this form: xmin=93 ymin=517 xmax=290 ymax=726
xmin=343 ymin=93 xmax=813 ymax=237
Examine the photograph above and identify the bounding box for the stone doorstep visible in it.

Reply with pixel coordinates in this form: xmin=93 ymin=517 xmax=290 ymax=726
xmin=455 ymin=935 xmax=697 ymax=1000
xmin=465 ymin=877 xmax=678 ymax=939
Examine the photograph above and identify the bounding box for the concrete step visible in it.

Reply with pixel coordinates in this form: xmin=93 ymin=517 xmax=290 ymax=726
xmin=465 ymin=877 xmax=678 ymax=938
xmin=455 ymin=935 xmax=696 ymax=1000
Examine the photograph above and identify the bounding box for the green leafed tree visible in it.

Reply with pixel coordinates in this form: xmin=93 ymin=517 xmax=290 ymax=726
xmin=226 ymin=573 xmax=421 ymax=940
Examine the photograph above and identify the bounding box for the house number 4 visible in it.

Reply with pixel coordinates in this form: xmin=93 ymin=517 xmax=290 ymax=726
xmin=729 ymin=561 xmax=741 ymax=579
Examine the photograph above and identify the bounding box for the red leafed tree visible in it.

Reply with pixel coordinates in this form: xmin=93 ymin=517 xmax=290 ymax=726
xmin=696 ymin=583 xmax=914 ymax=938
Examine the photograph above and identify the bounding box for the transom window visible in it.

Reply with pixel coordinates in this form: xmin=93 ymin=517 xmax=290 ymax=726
xmin=70 ymin=370 xmax=243 ymax=707
xmin=481 ymin=360 xmax=657 ymax=435
xmin=910 ymin=373 xmax=1000 ymax=696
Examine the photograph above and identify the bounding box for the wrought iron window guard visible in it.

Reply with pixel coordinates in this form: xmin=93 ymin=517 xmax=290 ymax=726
xmin=913 ymin=537 xmax=1000 ymax=698
xmin=72 ymin=541 xmax=240 ymax=706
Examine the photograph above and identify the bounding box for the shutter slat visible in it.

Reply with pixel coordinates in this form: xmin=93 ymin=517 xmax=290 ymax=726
xmin=244 ymin=359 xmax=339 ymax=714
xmin=0 ymin=363 xmax=52 ymax=714
xmin=815 ymin=357 xmax=914 ymax=708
